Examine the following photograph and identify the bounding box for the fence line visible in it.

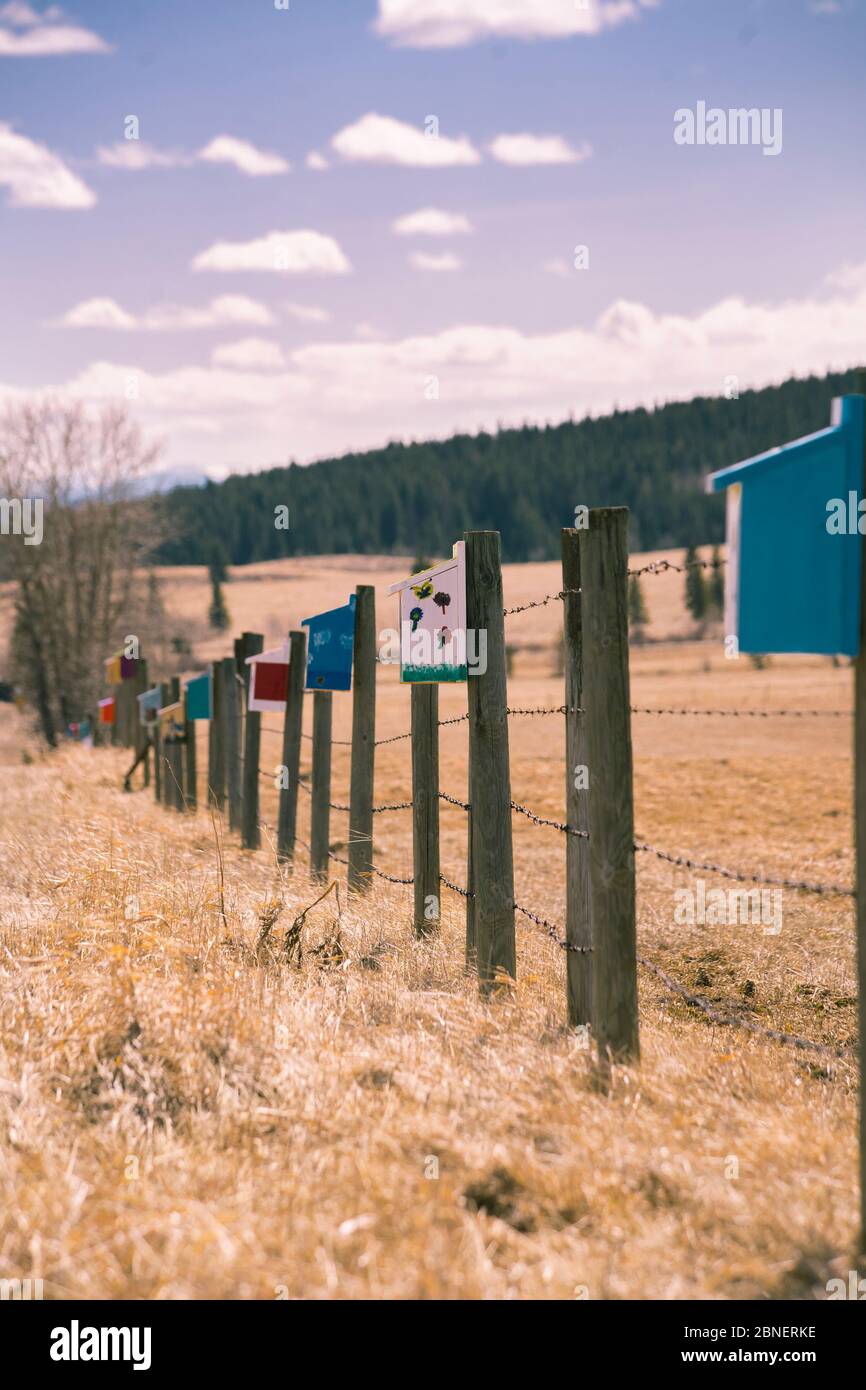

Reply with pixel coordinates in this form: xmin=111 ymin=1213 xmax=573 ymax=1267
xmin=112 ymin=525 xmax=854 ymax=1065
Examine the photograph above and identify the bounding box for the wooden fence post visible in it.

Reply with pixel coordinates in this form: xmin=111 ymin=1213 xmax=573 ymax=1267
xmin=278 ymin=629 xmax=307 ymax=863
xmin=157 ymin=681 xmax=170 ymax=806
xmin=465 ymin=730 xmax=475 ymax=968
xmin=562 ymin=528 xmax=592 ymax=1028
xmin=135 ymin=659 xmax=150 ymax=788
xmin=348 ymin=585 xmax=376 ymax=893
xmin=582 ymin=507 xmax=639 ymax=1065
xmin=411 ymin=684 xmax=439 ymax=936
xmin=310 ymin=691 xmax=332 ymax=882
xmin=208 ymin=662 xmax=224 ymax=810
xmin=168 ymin=675 xmax=183 ymax=811
xmin=464 ymin=530 xmax=515 ymax=991
xmin=223 ymin=655 xmax=242 ymax=832
xmin=111 ymin=683 xmax=121 ymax=747
xmin=855 ymin=366 xmax=866 ymax=1253
xmin=184 ymin=689 xmax=197 ymax=813
xmin=241 ymin=632 xmax=263 ymax=849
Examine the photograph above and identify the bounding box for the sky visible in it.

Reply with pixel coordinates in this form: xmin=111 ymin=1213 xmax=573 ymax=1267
xmin=0 ymin=0 xmax=864 ymax=478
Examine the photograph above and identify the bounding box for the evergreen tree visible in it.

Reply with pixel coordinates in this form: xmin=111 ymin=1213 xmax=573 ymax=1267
xmin=150 ymin=369 xmax=859 ymax=569
xmin=709 ymin=545 xmax=724 ymax=613
xmin=208 ymin=575 xmax=230 ymax=631
xmin=684 ymin=546 xmax=707 ymax=621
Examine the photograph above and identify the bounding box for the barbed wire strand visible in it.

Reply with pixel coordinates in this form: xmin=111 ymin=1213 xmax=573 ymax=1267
xmin=638 ymin=954 xmax=854 ymax=1061
xmin=633 ymin=841 xmax=854 ymax=898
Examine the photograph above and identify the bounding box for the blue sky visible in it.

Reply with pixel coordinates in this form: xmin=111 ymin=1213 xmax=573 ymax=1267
xmin=1 ymin=0 xmax=864 ymax=476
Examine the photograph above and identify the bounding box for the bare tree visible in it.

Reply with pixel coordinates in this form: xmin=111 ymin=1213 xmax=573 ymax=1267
xmin=0 ymin=398 xmax=163 ymax=745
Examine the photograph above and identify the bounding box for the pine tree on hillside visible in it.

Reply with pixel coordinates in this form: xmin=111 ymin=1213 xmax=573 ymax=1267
xmin=685 ymin=546 xmax=707 ymax=621
xmin=208 ymin=575 xmax=230 ymax=631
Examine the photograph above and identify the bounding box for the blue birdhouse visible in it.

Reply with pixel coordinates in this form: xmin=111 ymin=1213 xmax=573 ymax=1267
xmin=705 ymin=394 xmax=865 ymax=657
xmin=302 ymin=594 xmax=356 ymax=691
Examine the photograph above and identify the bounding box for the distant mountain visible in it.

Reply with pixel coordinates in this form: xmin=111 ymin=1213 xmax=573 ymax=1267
xmin=134 ymin=466 xmax=209 ymax=497
xmin=154 ymin=369 xmax=862 ymax=567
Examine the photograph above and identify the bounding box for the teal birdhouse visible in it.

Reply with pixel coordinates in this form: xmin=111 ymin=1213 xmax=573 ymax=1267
xmin=705 ymin=394 xmax=865 ymax=657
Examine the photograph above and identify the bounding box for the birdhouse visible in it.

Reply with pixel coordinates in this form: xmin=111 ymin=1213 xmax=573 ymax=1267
xmin=137 ymin=685 xmax=162 ymax=727
xmin=184 ymin=669 xmax=213 ymax=721
xmin=104 ymin=653 xmax=122 ymax=686
xmin=705 ymin=394 xmax=865 ymax=657
xmin=157 ymin=699 xmax=185 ymax=741
xmin=98 ymin=696 xmax=116 ymax=725
xmin=245 ymin=643 xmax=290 ymax=712
xmin=388 ymin=542 xmax=468 ymax=683
xmin=302 ymin=594 xmax=356 ymax=691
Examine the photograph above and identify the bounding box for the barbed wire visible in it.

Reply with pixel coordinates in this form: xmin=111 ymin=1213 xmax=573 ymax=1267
xmin=439 ymin=873 xmax=471 ymax=899
xmin=513 ymin=900 xmax=591 ymax=953
xmin=503 ymin=587 xmax=580 ymax=617
xmin=510 ymin=799 xmax=589 ymax=838
xmin=440 ymin=791 xmax=470 ymax=811
xmin=628 ymin=557 xmax=727 ymax=578
xmin=637 ymin=954 xmax=854 ymax=1060
xmin=631 ymin=706 xmax=851 ymax=719
xmin=633 ymin=841 xmax=854 ymax=898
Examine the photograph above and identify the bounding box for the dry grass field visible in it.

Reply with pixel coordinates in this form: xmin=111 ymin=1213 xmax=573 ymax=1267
xmin=0 ymin=548 xmax=860 ymax=1300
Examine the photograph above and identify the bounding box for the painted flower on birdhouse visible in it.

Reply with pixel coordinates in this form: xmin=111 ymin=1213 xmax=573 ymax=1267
xmin=409 ymin=606 xmax=423 ymax=632
xmin=434 ymin=591 xmax=450 ymax=613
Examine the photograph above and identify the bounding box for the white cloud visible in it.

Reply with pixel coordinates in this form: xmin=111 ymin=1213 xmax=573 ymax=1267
xmin=60 ymin=297 xmax=137 ymax=330
xmin=373 ymin=0 xmax=650 ymax=48
xmin=409 ymin=251 xmax=462 ymax=272
xmin=331 ymin=112 xmax=480 ymax=167
xmin=0 ymin=121 xmax=95 ymax=207
xmin=96 ymin=142 xmax=191 ymax=170
xmin=59 ymin=294 xmax=275 ymax=331
xmin=98 ymin=136 xmax=289 ymax=176
xmin=192 ymin=229 xmax=351 ymax=275
xmin=489 ymin=133 xmax=593 ymax=166
xmin=198 ymin=135 xmax=289 ymax=176
xmin=15 ymin=259 xmax=866 ymax=473
xmin=305 ymin=150 xmax=330 ymax=171
xmin=211 ymin=338 xmax=286 ymax=370
xmin=0 ymin=2 xmax=110 ymax=55
xmin=285 ymin=302 xmax=331 ymax=324
xmin=393 ymin=207 xmax=473 ymax=236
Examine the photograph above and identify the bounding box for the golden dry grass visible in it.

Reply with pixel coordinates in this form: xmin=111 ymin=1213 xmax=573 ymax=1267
xmin=0 ymin=551 xmax=861 ymax=1300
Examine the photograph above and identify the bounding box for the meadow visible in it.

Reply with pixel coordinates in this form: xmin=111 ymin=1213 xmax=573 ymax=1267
xmin=0 ymin=548 xmax=858 ymax=1300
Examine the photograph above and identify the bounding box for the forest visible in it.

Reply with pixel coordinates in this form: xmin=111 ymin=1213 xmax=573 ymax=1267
xmin=155 ymin=369 xmax=861 ymax=566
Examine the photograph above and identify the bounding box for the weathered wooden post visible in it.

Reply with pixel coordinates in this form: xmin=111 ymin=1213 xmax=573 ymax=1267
xmin=855 ymin=367 xmax=866 ymax=1253
xmin=411 ymin=684 xmax=439 ymax=936
xmin=135 ymin=659 xmax=150 ymax=788
xmin=348 ymin=586 xmax=376 ymax=893
xmin=184 ymin=686 xmax=197 ymax=813
xmin=111 ymin=683 xmax=121 ymax=747
xmin=222 ymin=655 xmax=242 ymax=832
xmin=465 ymin=731 xmax=476 ymax=968
xmin=582 ymin=507 xmax=639 ymax=1065
xmin=278 ymin=629 xmax=307 ymax=863
xmin=157 ymin=681 xmax=170 ymax=806
xmin=167 ymin=676 xmax=183 ymax=810
xmin=464 ymin=530 xmax=515 ymax=992
xmin=208 ymin=662 xmax=224 ymax=810
xmin=310 ymin=691 xmax=332 ymax=881
xmin=562 ymin=528 xmax=592 ymax=1028
xmin=241 ymin=632 xmax=263 ymax=849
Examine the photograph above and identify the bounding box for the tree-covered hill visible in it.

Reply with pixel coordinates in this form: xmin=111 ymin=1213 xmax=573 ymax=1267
xmin=156 ymin=369 xmax=861 ymax=567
